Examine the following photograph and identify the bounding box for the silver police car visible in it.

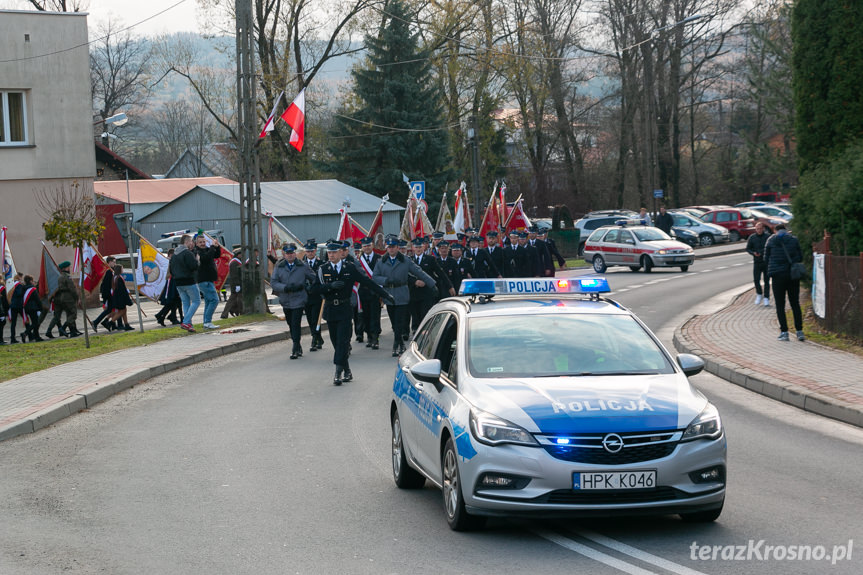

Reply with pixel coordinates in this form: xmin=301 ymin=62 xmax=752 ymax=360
xmin=390 ymin=277 xmax=726 ymax=530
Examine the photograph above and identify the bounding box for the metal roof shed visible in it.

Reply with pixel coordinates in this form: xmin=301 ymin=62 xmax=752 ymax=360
xmin=137 ymin=180 xmax=403 ymax=247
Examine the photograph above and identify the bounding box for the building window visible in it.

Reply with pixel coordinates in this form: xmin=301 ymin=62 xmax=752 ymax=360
xmin=0 ymin=91 xmax=28 ymax=145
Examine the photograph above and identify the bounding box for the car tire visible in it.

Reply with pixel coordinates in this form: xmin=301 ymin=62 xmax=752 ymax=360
xmin=442 ymin=437 xmax=485 ymax=531
xmin=641 ymin=255 xmax=653 ymax=273
xmin=392 ymin=411 xmax=425 ymax=489
xmin=578 ymin=242 xmax=585 ymax=257
xmin=698 ymin=233 xmax=714 ymax=246
xmin=680 ymin=265 xmax=689 ymax=272
xmin=592 ymin=255 xmax=607 ymax=273
xmin=680 ymin=502 xmax=723 ymax=523
xmin=629 ymin=265 xmax=641 ymax=272
xmin=729 ymin=230 xmax=740 ymax=242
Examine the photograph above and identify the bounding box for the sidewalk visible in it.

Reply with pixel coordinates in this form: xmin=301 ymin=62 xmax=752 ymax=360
xmin=674 ymin=288 xmax=863 ymax=428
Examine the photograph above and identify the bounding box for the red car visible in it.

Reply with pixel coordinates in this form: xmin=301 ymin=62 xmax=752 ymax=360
xmin=699 ymin=208 xmax=757 ymax=242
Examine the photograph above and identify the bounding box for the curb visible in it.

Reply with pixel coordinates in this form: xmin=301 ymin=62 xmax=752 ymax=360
xmin=0 ymin=322 xmax=328 ymax=443
xmin=673 ymin=298 xmax=863 ymax=429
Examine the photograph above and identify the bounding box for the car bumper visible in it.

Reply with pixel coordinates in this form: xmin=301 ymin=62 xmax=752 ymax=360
xmin=652 ymin=255 xmax=695 ymax=267
xmin=460 ymin=434 xmax=726 ymax=518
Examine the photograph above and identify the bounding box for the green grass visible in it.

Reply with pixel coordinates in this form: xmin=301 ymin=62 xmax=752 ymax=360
xmin=563 ymin=258 xmax=587 ymax=268
xmin=0 ymin=313 xmax=277 ymax=383
xmin=799 ymin=294 xmax=863 ymax=358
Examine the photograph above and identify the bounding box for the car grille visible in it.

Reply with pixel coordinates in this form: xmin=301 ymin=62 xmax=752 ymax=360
xmin=538 ymin=430 xmax=679 ymax=465
xmin=534 ymin=486 xmax=683 ymax=505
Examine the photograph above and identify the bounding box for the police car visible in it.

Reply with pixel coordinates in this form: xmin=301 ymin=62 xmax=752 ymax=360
xmin=390 ymin=278 xmax=725 ymax=530
xmin=583 ymin=221 xmax=695 ymax=273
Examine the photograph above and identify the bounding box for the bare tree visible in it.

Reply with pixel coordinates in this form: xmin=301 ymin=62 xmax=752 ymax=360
xmin=150 ymin=99 xmax=225 ymax=175
xmin=27 ymin=0 xmax=87 ymax=10
xmin=90 ymin=19 xmax=153 ymax=124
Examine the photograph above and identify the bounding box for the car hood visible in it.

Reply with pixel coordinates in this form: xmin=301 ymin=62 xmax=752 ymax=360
xmin=641 ymin=240 xmax=691 ymax=251
xmin=467 ymin=374 xmax=706 ymax=433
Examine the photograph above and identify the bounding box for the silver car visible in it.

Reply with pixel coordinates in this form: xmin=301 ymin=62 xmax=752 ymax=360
xmin=669 ymin=211 xmax=730 ymax=246
xmin=390 ymin=277 xmax=726 ymax=530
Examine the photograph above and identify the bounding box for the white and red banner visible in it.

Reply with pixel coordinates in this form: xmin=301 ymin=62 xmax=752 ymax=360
xmin=1 ymin=226 xmax=17 ymax=284
xmin=81 ymin=242 xmax=111 ymax=294
xmin=367 ymin=195 xmax=388 ymax=254
xmin=280 ymin=88 xmax=305 ymax=152
xmin=259 ymin=91 xmax=285 ymax=139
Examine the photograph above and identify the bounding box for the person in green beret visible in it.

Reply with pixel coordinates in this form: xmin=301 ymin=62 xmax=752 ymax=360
xmin=45 ymin=260 xmax=81 ymax=338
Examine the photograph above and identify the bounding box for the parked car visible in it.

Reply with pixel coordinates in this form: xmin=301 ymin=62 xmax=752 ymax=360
xmin=156 ymin=229 xmax=226 ymax=251
xmin=699 ymin=208 xmax=757 ymax=242
xmin=671 ymin=226 xmax=699 ymax=247
xmin=574 ymin=211 xmax=640 ymax=255
xmin=734 ymin=201 xmax=767 ymax=208
xmin=684 ymin=205 xmax=732 ymax=215
xmin=773 ymin=202 xmax=793 ymax=214
xmin=748 ymin=208 xmax=790 ymax=232
xmin=583 ymin=222 xmax=695 ymax=273
xmin=668 ymin=211 xmax=730 ymax=246
xmin=752 ymin=204 xmax=793 ymax=220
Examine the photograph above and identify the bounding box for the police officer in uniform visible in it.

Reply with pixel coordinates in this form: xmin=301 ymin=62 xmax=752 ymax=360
xmin=318 ymin=241 xmax=394 ymax=385
xmin=516 ymin=231 xmax=539 ymax=276
xmin=502 ymin=231 xmax=519 ymax=277
xmin=373 ymin=237 xmax=436 ymax=356
xmin=302 ymin=240 xmax=325 ymax=352
xmin=356 ymin=237 xmax=382 ymax=349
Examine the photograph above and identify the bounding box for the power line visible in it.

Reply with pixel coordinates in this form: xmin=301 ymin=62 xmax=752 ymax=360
xmin=0 ymin=0 xmax=190 ymax=64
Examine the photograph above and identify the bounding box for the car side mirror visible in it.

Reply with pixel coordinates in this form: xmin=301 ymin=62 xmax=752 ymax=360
xmin=677 ymin=354 xmax=705 ymax=377
xmin=407 ymin=359 xmax=442 ymax=384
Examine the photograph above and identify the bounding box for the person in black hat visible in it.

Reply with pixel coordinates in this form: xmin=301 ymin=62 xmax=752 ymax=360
xmin=435 ymin=241 xmax=462 ymax=294
xmin=448 ymin=243 xmax=474 ymax=292
xmin=538 ymin=228 xmax=565 ymax=274
xmin=356 ymin=237 xmax=382 ymax=348
xmin=373 ymin=237 xmax=435 ymax=356
xmin=409 ymin=236 xmax=453 ymax=334
xmin=466 ymin=235 xmax=500 ymax=279
xmin=317 ymin=241 xmax=394 ymax=385
xmin=486 ymin=230 xmax=505 ymax=279
xmin=503 ymin=230 xmax=519 ymax=277
xmin=528 ymin=225 xmax=553 ymax=277
xmin=45 ymin=260 xmax=81 ymax=338
xmin=271 ymin=243 xmax=317 ymax=359
xmin=302 ymin=240 xmax=325 ymax=351
xmin=515 ymin=230 xmax=539 ymax=276
xmin=431 ymin=231 xmax=445 ymax=257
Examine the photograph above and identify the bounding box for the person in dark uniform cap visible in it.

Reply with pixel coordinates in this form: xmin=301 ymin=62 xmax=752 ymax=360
xmin=373 ymin=237 xmax=435 ymax=356
xmin=431 ymin=231 xmax=445 ymax=257
xmin=528 ymin=225 xmax=554 ymax=277
xmin=466 ymin=235 xmax=500 ymax=278
xmin=45 ymin=260 xmax=81 ymax=338
xmin=271 ymin=243 xmax=317 ymax=359
xmin=449 ymin=243 xmax=474 ymax=292
xmin=436 ymin=241 xmax=467 ymax=294
xmin=516 ymin=230 xmax=539 ymax=276
xmin=486 ymin=231 xmax=506 ymax=279
xmin=356 ymin=236 xmax=382 ymax=349
xmin=408 ymin=237 xmax=453 ymax=334
xmin=303 ymin=240 xmax=325 ymax=351
xmin=317 ymin=241 xmax=394 ymax=385
xmin=538 ymin=228 xmax=565 ymax=274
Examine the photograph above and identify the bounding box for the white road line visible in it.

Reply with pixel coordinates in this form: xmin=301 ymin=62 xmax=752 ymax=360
xmin=699 ymin=270 xmax=712 ymax=273
xmin=629 ymin=284 xmax=644 ymax=289
xmin=578 ymin=530 xmax=711 ymax=575
xmin=617 ymin=288 xmax=630 ymax=292
xmin=715 ymin=266 xmax=728 ymax=270
xmin=732 ymin=263 xmax=744 ymax=266
xmin=534 ymin=530 xmax=659 ymax=575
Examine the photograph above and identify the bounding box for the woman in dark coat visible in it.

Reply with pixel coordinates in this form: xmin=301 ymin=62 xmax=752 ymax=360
xmin=108 ymin=264 xmax=134 ymax=331
xmin=21 ymin=275 xmax=44 ymax=342
xmin=8 ymin=272 xmax=25 ymax=343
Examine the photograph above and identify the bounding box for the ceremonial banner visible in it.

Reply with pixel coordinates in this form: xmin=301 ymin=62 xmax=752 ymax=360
xmin=81 ymin=242 xmax=111 ymax=294
xmin=504 ymin=197 xmax=531 ymax=233
xmin=367 ymin=194 xmax=388 ymax=254
xmin=1 ymin=226 xmax=17 ymax=284
xmin=201 ymin=231 xmax=233 ymax=290
xmin=37 ymin=244 xmax=61 ymax=299
xmin=135 ymin=235 xmax=170 ymax=302
xmin=436 ymin=193 xmax=456 ymax=239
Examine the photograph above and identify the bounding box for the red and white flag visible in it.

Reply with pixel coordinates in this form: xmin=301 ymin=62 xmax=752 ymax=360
xmin=259 ymin=91 xmax=285 ymax=139
xmin=367 ymin=195 xmax=388 ymax=254
xmin=81 ymin=242 xmax=111 ymax=294
xmin=505 ymin=197 xmax=532 ymax=234
xmin=280 ymin=88 xmax=306 ymax=152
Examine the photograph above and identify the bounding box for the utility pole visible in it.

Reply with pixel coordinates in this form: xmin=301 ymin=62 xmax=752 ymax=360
xmin=468 ymin=115 xmax=482 ymax=226
xmin=235 ymin=0 xmax=266 ymax=313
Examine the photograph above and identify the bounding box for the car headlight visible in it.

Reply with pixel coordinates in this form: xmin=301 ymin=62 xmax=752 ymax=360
xmin=657 ymin=249 xmax=667 ymax=255
xmin=681 ymin=403 xmax=722 ymax=442
xmin=470 ymin=408 xmax=539 ymax=447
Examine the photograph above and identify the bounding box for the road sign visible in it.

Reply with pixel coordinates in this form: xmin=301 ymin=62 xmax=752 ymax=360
xmin=653 ymin=189 xmax=664 ymax=198
xmin=410 ymin=181 xmax=425 ymax=200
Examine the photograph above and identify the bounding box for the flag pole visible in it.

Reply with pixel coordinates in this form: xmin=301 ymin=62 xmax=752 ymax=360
xmin=503 ymin=194 xmax=524 ymax=229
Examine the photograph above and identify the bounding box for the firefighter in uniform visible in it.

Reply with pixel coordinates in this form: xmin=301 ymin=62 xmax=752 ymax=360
xmin=409 ymin=237 xmax=453 ymax=333
xmin=318 ymin=241 xmax=394 ymax=385
xmin=449 ymin=243 xmax=474 ymax=293
xmin=302 ymin=241 xmax=325 ymax=352
xmin=356 ymin=237 xmax=382 ymax=349
xmin=466 ymin=235 xmax=500 ymax=278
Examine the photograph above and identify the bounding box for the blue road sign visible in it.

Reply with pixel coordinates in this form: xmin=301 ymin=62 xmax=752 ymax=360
xmin=410 ymin=181 xmax=425 ymax=200
xmin=653 ymin=189 xmax=664 ymax=198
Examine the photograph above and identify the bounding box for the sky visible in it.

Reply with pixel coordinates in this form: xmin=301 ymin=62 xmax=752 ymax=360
xmin=1 ymin=0 xmax=204 ymax=37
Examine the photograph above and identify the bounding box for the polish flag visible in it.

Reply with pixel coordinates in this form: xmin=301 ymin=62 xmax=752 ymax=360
xmin=280 ymin=88 xmax=305 ymax=152
xmin=258 ymin=91 xmax=284 ymax=139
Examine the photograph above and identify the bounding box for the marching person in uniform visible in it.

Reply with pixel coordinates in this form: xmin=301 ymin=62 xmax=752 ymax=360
xmin=528 ymin=226 xmax=554 ymax=277
xmin=7 ymin=272 xmax=24 ymax=344
xmin=318 ymin=241 xmax=394 ymax=385
xmin=467 ymin=235 xmax=500 ymax=278
xmin=356 ymin=237 xmax=382 ymax=349
xmin=271 ymin=243 xmax=317 ymax=359
xmin=486 ymin=231 xmax=505 ymax=278
xmin=409 ymin=237 xmax=452 ymax=334
xmin=91 ymin=255 xmax=117 ymax=331
xmin=538 ymin=228 xmax=566 ymax=274
xmin=45 ymin=260 xmax=81 ymax=338
xmin=352 ymin=241 xmax=364 ymax=343
xmin=373 ymin=237 xmax=435 ymax=357
xmin=449 ymin=243 xmax=474 ymax=292
xmin=0 ymin=278 xmax=8 ymax=344
xmin=302 ymin=240 xmax=325 ymax=352
xmin=516 ymin=231 xmax=539 ymax=277
xmin=21 ymin=275 xmax=44 ymax=342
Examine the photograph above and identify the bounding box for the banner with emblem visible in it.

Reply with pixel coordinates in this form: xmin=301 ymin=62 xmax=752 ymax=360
xmin=368 ymin=194 xmax=388 ymax=254
xmin=1 ymin=226 xmax=17 ymax=285
xmin=436 ymin=193 xmax=456 ymax=240
xmin=135 ymin=234 xmax=169 ymax=301
xmin=80 ymin=242 xmax=111 ymax=294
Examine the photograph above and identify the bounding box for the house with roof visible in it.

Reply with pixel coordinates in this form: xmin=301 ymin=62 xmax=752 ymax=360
xmin=94 ymin=176 xmax=236 ymax=255
xmin=163 ymin=143 xmax=238 ymax=179
xmin=137 ymin=180 xmax=403 ymax=248
xmin=95 ymin=141 xmax=151 ymax=181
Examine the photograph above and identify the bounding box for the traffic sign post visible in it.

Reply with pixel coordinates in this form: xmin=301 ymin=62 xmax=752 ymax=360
xmin=652 ymin=190 xmax=663 ymax=225
xmin=410 ymin=181 xmax=425 ymax=201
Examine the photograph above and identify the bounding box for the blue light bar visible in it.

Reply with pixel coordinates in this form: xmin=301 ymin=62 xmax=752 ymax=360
xmin=458 ymin=277 xmax=610 ymax=296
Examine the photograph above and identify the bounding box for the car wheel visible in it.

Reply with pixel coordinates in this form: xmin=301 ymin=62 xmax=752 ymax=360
xmin=698 ymin=233 xmax=714 ymax=246
xmin=641 ymin=255 xmax=653 ymax=273
xmin=629 ymin=265 xmax=641 ymax=272
xmin=392 ymin=411 xmax=425 ymax=489
xmin=578 ymin=242 xmax=585 ymax=257
xmin=680 ymin=502 xmax=723 ymax=523
xmin=680 ymin=265 xmax=689 ymax=272
xmin=592 ymin=255 xmax=607 ymax=273
xmin=442 ymin=437 xmax=485 ymax=531
xmin=729 ymin=230 xmax=740 ymax=242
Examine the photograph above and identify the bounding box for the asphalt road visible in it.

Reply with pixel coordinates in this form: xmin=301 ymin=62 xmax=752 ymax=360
xmin=1 ymin=251 xmax=861 ymax=574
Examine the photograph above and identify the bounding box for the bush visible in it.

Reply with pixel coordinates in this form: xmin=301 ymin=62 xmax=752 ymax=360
xmin=793 ymin=139 xmax=863 ymax=256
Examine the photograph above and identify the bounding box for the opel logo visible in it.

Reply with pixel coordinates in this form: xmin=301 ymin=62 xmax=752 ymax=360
xmin=602 ymin=433 xmax=624 ymax=453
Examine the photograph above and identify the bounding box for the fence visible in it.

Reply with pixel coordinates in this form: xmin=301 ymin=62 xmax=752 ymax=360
xmin=812 ymin=232 xmax=863 ymax=339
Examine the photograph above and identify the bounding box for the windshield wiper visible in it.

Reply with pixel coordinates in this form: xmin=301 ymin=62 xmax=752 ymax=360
xmin=536 ymin=371 xmax=661 ymax=377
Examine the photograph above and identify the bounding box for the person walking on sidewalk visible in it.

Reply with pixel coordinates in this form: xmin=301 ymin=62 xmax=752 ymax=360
xmin=194 ymin=232 xmax=222 ymax=330
xmin=220 ymin=247 xmax=243 ymax=319
xmin=45 ymin=261 xmax=81 ymax=338
xmin=91 ymin=255 xmax=117 ymax=331
xmin=746 ymin=221 xmax=772 ymax=307
xmin=764 ymin=223 xmax=804 ymax=341
xmin=271 ymin=243 xmax=316 ymax=359
xmin=169 ymin=234 xmax=200 ymax=333
xmin=7 ymin=272 xmax=24 ymax=344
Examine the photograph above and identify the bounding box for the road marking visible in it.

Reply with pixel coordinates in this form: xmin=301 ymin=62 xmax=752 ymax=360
xmin=732 ymin=263 xmax=744 ymax=267
xmin=578 ymin=530 xmax=711 ymax=575
xmin=629 ymin=284 xmax=644 ymax=289
xmin=699 ymin=270 xmax=712 ymax=273
xmin=534 ymin=530 xmax=659 ymax=575
xmin=715 ymin=266 xmax=728 ymax=270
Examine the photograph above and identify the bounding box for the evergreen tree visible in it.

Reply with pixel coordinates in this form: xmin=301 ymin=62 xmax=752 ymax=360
xmin=792 ymin=0 xmax=863 ymax=171
xmin=323 ymin=0 xmax=452 ymax=206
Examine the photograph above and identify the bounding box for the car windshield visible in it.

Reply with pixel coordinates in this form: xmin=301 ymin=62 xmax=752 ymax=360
xmin=738 ymin=208 xmax=754 ymax=219
xmin=633 ymin=228 xmax=672 ymax=241
xmin=467 ymin=314 xmax=674 ymax=378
